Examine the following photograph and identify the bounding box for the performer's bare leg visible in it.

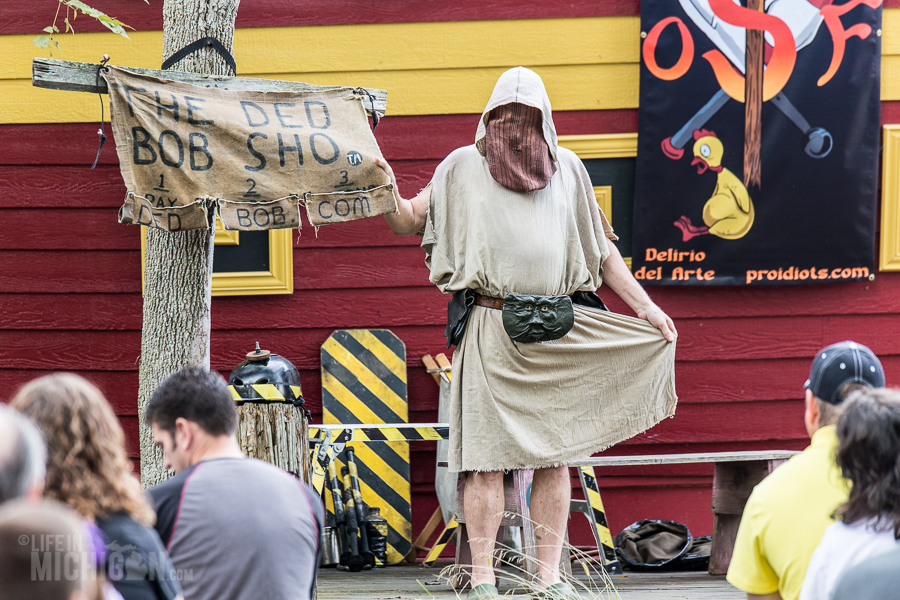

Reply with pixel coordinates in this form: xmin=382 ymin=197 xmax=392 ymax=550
xmin=529 ymin=465 xmax=570 ymax=587
xmin=464 ymin=470 xmax=505 ymax=587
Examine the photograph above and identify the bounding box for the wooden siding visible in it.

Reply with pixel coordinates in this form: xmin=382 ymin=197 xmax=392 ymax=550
xmin=5 ymin=107 xmax=900 ymax=548
xmin=4 ymin=5 xmax=900 ymax=550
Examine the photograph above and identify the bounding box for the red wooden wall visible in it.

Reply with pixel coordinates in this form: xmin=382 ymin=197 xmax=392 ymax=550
xmin=4 ymin=0 xmax=900 ymax=552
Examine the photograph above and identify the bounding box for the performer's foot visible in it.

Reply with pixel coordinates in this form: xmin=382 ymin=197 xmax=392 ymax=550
xmin=468 ymin=583 xmax=500 ymax=600
xmin=674 ymin=216 xmax=709 ymax=241
xmin=532 ymin=582 xmax=581 ymax=599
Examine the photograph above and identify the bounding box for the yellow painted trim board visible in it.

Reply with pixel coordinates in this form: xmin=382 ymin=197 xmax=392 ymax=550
xmin=140 ymin=226 xmax=293 ymax=296
xmin=881 ymin=125 xmax=900 ymax=270
xmin=1 ymin=17 xmax=641 ymax=80
xmin=6 ymin=10 xmax=899 ymax=123
xmin=2 ymin=64 xmax=638 ymax=122
xmin=561 ymin=133 xmax=638 ymax=159
xmin=10 ymin=12 xmax=900 ymax=81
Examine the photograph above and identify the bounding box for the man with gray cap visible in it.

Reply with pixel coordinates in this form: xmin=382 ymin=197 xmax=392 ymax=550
xmin=0 ymin=404 xmax=46 ymax=504
xmin=727 ymin=341 xmax=886 ymax=600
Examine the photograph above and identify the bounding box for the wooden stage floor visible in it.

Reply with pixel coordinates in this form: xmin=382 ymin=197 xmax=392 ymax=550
xmin=317 ymin=562 xmax=744 ymax=599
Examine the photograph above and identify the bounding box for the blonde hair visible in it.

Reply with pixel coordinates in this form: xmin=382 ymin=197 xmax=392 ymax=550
xmin=11 ymin=374 xmax=155 ymax=526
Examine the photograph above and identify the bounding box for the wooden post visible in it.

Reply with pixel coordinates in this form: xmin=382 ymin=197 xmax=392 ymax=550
xmin=709 ymin=459 xmax=782 ymax=574
xmin=744 ymin=0 xmax=764 ymax=190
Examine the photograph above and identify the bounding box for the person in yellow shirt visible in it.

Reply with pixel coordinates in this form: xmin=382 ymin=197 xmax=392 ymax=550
xmin=726 ymin=341 xmax=885 ymax=600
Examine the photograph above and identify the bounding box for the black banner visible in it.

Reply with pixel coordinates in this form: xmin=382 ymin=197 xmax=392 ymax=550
xmin=632 ymin=0 xmax=882 ymax=285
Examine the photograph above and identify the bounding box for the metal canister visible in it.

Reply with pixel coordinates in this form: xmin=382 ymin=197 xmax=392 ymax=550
xmin=366 ymin=507 xmax=388 ymax=567
xmin=320 ymin=527 xmax=340 ymax=567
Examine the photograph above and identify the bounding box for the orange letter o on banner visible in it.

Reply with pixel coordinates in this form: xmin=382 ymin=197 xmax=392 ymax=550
xmin=643 ymin=17 xmax=694 ymax=81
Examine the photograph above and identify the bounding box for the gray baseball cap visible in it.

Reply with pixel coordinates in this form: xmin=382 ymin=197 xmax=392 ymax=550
xmin=804 ymin=341 xmax=884 ymax=405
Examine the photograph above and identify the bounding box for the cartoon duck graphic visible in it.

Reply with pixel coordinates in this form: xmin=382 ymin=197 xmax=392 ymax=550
xmin=674 ymin=129 xmax=754 ymax=241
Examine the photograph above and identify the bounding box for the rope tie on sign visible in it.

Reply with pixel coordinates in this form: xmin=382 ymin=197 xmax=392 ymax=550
xmin=162 ymin=37 xmax=237 ymax=75
xmin=354 ymin=87 xmax=379 ymax=132
xmin=91 ymin=54 xmax=111 ymax=170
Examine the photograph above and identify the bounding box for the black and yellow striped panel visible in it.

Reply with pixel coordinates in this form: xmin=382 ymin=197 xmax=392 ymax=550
xmin=310 ymin=425 xmax=449 ymax=443
xmin=423 ymin=516 xmax=458 ymax=567
xmin=578 ymin=466 xmax=617 ymax=565
xmin=228 ymin=383 xmax=303 ymax=403
xmin=353 ymin=425 xmax=448 ymax=442
xmin=321 ymin=329 xmax=410 ymax=564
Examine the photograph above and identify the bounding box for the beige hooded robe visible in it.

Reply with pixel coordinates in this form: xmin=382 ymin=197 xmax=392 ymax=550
xmin=422 ymin=67 xmax=677 ymax=472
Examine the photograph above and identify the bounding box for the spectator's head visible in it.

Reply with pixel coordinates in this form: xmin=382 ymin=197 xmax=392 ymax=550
xmin=803 ymin=341 xmax=884 ymax=436
xmin=834 ymin=388 xmax=900 ymax=538
xmin=0 ymin=498 xmax=97 ymax=600
xmin=11 ymin=374 xmax=154 ymax=526
xmin=145 ymin=367 xmax=239 ymax=473
xmin=0 ymin=405 xmax=46 ymax=504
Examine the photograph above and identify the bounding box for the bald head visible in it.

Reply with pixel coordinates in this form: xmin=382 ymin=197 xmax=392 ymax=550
xmin=0 ymin=405 xmax=46 ymax=504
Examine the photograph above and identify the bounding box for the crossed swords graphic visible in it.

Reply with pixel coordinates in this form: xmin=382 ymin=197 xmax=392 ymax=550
xmin=662 ymin=88 xmax=832 ymax=160
xmin=662 ymin=0 xmax=833 ymax=161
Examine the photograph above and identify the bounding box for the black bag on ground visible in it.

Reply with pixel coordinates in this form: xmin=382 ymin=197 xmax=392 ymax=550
xmin=615 ymin=520 xmax=692 ymax=570
xmin=675 ymin=535 xmax=712 ymax=571
xmin=445 ymin=289 xmax=476 ymax=348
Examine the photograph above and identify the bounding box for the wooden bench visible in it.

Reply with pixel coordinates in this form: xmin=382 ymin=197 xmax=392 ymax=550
xmin=571 ymin=450 xmax=799 ymax=574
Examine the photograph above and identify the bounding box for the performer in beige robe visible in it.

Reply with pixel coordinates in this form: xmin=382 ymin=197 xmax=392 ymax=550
xmin=379 ymin=67 xmax=677 ymax=600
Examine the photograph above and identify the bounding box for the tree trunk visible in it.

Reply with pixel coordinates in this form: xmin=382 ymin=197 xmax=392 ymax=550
xmin=237 ymin=403 xmax=310 ymax=480
xmin=138 ymin=0 xmax=240 ymax=488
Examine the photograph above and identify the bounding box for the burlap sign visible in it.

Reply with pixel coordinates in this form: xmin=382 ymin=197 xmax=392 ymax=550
xmin=104 ymin=67 xmax=393 ymax=232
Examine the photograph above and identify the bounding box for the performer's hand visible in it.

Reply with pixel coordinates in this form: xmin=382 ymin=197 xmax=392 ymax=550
xmin=638 ymin=303 xmax=677 ymax=343
xmin=375 ymin=157 xmax=430 ymax=236
xmin=375 ymin=157 xmax=399 ymax=194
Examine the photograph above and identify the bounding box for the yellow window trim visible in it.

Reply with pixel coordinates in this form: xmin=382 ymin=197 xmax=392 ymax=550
xmin=140 ymin=227 xmax=294 ymax=296
xmin=215 ymin=216 xmax=240 ymax=245
xmin=593 ymin=186 xmax=613 ymax=222
xmin=881 ymin=125 xmax=900 ymax=270
xmin=558 ymin=133 xmax=635 ymax=269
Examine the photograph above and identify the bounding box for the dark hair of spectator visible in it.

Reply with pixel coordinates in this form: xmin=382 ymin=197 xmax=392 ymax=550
xmin=11 ymin=374 xmax=155 ymax=525
xmin=145 ymin=367 xmax=238 ymax=437
xmin=835 ymin=388 xmax=900 ymax=539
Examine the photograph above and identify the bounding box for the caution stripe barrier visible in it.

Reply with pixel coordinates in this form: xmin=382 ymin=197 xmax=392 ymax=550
xmin=423 ymin=516 xmax=458 ymax=567
xmin=309 ymin=423 xmax=449 ymax=444
xmin=578 ymin=466 xmax=622 ymax=573
xmin=322 ymin=329 xmax=411 ymax=564
xmin=228 ymin=383 xmax=303 ymax=403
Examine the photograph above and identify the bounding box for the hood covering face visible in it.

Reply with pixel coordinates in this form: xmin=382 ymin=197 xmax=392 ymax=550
xmin=475 ymin=67 xmax=559 ymax=192
xmin=483 ymin=103 xmax=557 ymax=193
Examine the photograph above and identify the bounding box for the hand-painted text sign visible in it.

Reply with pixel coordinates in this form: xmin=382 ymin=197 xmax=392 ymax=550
xmin=104 ymin=67 xmax=393 ymax=232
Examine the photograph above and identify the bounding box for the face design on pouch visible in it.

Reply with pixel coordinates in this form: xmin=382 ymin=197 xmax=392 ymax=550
xmin=505 ymin=295 xmax=561 ymax=343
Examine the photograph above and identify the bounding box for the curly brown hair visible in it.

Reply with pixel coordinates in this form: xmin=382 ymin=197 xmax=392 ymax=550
xmin=11 ymin=374 xmax=155 ymax=526
xmin=835 ymin=387 xmax=900 ymax=538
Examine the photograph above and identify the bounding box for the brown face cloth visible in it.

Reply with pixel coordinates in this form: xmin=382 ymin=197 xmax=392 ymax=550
xmin=484 ymin=103 xmax=557 ymax=193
